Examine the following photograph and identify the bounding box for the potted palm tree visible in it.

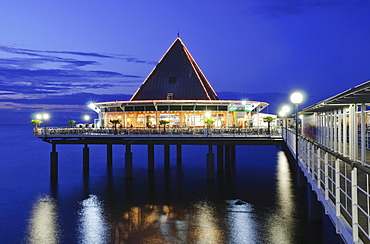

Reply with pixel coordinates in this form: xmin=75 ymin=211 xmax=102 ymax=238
xmin=30 ymin=119 xmax=42 ymax=135
xmin=263 ymin=116 xmax=275 ymax=135
xmin=204 ymin=118 xmax=214 ymax=136
xmin=159 ymin=120 xmax=169 ymax=134
xmin=68 ymin=120 xmax=76 ymax=128
xmin=110 ymin=119 xmax=121 ymax=134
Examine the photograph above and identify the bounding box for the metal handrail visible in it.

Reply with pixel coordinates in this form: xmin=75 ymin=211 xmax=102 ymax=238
xmin=34 ymin=127 xmax=282 ymax=138
xmin=284 ymin=128 xmax=370 ymax=243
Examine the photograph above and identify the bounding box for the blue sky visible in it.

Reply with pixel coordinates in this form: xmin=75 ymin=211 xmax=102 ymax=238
xmin=1 ymin=0 xmax=369 ymax=124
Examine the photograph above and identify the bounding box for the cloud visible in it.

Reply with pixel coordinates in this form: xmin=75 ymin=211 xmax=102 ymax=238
xmin=0 ymin=45 xmax=157 ymax=66
xmin=253 ymin=0 xmax=368 ymax=16
xmin=0 ymin=45 xmax=149 ymax=102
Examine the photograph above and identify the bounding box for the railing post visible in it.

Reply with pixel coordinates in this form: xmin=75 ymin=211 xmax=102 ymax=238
xmin=317 ymin=148 xmax=321 ymax=189
xmin=351 ymin=167 xmax=359 ymax=242
xmin=335 ymin=158 xmax=341 ymax=234
xmin=324 ymin=152 xmax=329 ymax=201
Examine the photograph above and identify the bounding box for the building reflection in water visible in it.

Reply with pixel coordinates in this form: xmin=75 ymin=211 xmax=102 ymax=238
xmin=267 ymin=151 xmax=296 ymax=243
xmin=114 ymin=204 xmax=191 ymax=243
xmin=192 ymin=201 xmax=223 ymax=244
xmin=26 ymin=195 xmax=60 ymax=244
xmin=77 ymin=194 xmax=109 ymax=244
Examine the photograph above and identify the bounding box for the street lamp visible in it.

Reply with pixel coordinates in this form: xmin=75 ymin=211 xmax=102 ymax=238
xmin=280 ymin=105 xmax=290 ymax=139
xmin=36 ymin=113 xmax=49 ymax=136
xmin=290 ymin=92 xmax=303 ymax=163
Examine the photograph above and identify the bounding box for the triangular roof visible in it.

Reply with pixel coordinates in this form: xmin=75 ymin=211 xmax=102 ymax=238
xmin=130 ymin=38 xmax=219 ymax=101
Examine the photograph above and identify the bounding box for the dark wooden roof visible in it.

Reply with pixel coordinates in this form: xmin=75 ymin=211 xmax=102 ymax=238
xmin=130 ymin=38 xmax=219 ymax=101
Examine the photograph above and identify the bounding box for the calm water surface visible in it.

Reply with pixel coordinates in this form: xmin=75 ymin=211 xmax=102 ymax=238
xmin=0 ymin=125 xmax=338 ymax=243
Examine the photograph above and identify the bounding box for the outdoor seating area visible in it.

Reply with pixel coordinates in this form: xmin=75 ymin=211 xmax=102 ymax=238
xmin=34 ymin=127 xmax=281 ymax=137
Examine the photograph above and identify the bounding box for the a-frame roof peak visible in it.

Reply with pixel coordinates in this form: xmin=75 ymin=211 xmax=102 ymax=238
xmin=130 ymin=38 xmax=219 ymax=101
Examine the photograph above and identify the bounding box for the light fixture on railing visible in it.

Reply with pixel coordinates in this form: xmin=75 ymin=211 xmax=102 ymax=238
xmin=290 ymin=92 xmax=303 ymax=163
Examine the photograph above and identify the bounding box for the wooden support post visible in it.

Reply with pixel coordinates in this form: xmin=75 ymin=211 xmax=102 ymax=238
xmin=125 ymin=144 xmax=133 ymax=178
xmin=164 ymin=144 xmax=170 ymax=169
xmin=177 ymin=144 xmax=182 ymax=165
xmin=50 ymin=143 xmax=58 ymax=179
xmin=107 ymin=144 xmax=112 ymax=167
xmin=217 ymin=145 xmax=224 ymax=172
xmin=83 ymin=144 xmax=89 ymax=173
xmin=207 ymin=145 xmax=214 ymax=180
xmin=231 ymin=145 xmax=236 ymax=164
xmin=225 ymin=145 xmax=231 ymax=163
xmin=148 ymin=144 xmax=154 ymax=171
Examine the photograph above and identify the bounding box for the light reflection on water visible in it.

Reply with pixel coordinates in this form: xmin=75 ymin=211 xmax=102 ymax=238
xmin=26 ymin=195 xmax=59 ymax=244
xmin=21 ymin=145 xmax=329 ymax=243
xmin=226 ymin=199 xmax=256 ymax=243
xmin=266 ymin=151 xmax=296 ymax=244
xmin=77 ymin=194 xmax=109 ymax=244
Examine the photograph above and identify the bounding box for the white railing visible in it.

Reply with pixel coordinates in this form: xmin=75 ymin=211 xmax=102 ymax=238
xmin=33 ymin=127 xmax=282 ymax=138
xmin=285 ymin=129 xmax=370 ymax=244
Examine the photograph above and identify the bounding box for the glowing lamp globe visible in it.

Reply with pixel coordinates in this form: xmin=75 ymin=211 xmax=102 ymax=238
xmin=290 ymin=92 xmax=303 ymax=104
xmin=282 ymin=105 xmax=290 ymax=113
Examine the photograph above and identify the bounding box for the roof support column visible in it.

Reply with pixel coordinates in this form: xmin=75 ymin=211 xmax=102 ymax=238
xmin=361 ymin=103 xmax=366 ymax=165
xmin=343 ymin=108 xmax=348 ymax=156
xmin=334 ymin=110 xmax=338 ymax=152
xmin=349 ymin=104 xmax=355 ymax=160
xmin=354 ymin=105 xmax=359 ymax=161
xmin=325 ymin=113 xmax=329 ymax=148
xmin=329 ymin=111 xmax=334 ymax=150
xmin=337 ymin=109 xmax=342 ymax=154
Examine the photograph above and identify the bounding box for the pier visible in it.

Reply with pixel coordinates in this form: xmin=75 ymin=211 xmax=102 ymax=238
xmin=37 ymin=129 xmax=282 ymax=180
xmin=32 ymin=34 xmax=370 ymax=243
xmin=284 ymin=80 xmax=370 ymax=244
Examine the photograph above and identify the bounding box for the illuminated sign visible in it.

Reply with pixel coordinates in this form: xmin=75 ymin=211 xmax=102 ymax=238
xmin=229 ymin=103 xmax=257 ymax=112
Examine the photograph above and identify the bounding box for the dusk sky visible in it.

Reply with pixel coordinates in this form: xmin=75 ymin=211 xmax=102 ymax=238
xmin=1 ymin=1 xmax=369 ymax=124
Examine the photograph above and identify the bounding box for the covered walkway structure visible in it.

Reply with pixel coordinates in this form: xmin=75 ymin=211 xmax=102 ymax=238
xmin=285 ymin=80 xmax=370 ymax=244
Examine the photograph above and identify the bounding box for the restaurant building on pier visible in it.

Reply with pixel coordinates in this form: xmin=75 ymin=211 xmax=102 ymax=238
xmin=89 ymin=38 xmax=272 ymax=129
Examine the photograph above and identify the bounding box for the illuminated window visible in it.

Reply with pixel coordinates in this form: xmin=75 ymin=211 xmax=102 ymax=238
xmin=169 ymin=76 xmax=177 ymax=84
xmin=167 ymin=93 xmax=174 ymax=100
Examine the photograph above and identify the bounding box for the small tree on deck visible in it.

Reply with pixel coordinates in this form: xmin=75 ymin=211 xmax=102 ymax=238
xmin=30 ymin=119 xmax=42 ymax=128
xmin=159 ymin=120 xmax=169 ymax=133
xmin=110 ymin=119 xmax=121 ymax=134
xmin=263 ymin=116 xmax=275 ymax=134
xmin=68 ymin=120 xmax=76 ymax=128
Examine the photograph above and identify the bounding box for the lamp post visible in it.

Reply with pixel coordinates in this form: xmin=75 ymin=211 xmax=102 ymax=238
xmin=280 ymin=105 xmax=290 ymax=139
xmin=279 ymin=110 xmax=286 ymax=139
xmin=37 ymin=113 xmax=49 ymax=136
xmin=290 ymin=92 xmax=303 ymax=163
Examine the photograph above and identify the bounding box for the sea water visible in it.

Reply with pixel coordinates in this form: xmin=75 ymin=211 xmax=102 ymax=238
xmin=0 ymin=125 xmax=340 ymax=243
